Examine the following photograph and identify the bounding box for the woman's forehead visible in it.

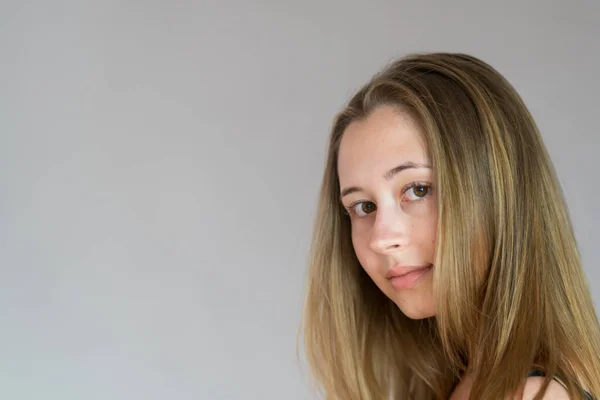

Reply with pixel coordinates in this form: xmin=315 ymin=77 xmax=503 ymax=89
xmin=337 ymin=107 xmax=429 ymax=183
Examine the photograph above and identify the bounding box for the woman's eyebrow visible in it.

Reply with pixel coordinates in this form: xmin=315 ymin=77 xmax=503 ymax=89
xmin=340 ymin=162 xmax=431 ymax=198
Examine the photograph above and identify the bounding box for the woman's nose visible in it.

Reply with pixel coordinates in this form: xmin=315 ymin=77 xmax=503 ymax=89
xmin=368 ymin=208 xmax=409 ymax=254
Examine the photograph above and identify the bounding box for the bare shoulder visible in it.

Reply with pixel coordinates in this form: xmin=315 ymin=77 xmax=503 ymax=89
xmin=517 ymin=376 xmax=571 ymax=400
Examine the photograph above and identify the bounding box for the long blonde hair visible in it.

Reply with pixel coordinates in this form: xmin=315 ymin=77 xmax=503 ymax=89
xmin=298 ymin=52 xmax=600 ymax=399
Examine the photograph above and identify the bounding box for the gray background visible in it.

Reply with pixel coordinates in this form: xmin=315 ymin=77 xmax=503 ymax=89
xmin=1 ymin=0 xmax=598 ymax=399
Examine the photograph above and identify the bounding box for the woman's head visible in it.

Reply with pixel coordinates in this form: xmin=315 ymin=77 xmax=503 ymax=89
xmin=327 ymin=53 xmax=523 ymax=329
xmin=300 ymin=52 xmax=600 ymax=399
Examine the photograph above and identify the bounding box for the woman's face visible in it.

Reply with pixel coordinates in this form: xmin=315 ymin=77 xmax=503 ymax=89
xmin=337 ymin=105 xmax=437 ymax=319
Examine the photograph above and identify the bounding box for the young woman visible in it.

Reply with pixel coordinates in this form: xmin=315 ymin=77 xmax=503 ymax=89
xmin=298 ymin=53 xmax=600 ymax=399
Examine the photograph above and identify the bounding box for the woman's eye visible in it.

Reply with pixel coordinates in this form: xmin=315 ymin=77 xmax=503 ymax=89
xmin=404 ymin=185 xmax=430 ymax=201
xmin=350 ymin=202 xmax=376 ymax=217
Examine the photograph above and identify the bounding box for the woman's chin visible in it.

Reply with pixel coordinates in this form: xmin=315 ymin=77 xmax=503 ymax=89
xmin=392 ymin=294 xmax=437 ymax=320
xmin=399 ymin=308 xmax=436 ymax=320
xmin=388 ymin=276 xmax=436 ymax=319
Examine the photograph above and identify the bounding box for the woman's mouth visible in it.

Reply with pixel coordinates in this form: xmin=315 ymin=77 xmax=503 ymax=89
xmin=388 ymin=264 xmax=433 ymax=290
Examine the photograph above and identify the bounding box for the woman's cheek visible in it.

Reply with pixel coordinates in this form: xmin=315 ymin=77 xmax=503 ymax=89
xmin=351 ymin=233 xmax=370 ymax=268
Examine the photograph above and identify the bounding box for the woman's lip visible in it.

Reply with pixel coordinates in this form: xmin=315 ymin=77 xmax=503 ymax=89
xmin=385 ymin=264 xmax=433 ymax=279
xmin=389 ymin=265 xmax=432 ymax=290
